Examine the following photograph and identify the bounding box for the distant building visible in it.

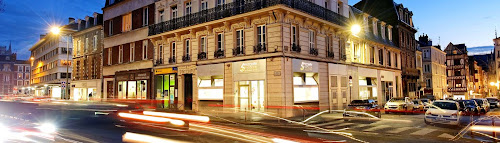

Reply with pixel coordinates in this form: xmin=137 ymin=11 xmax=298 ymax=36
xmin=0 ymin=42 xmax=16 ymax=95
xmin=444 ymin=43 xmax=471 ymax=99
xmin=30 ymin=19 xmax=77 ymax=98
xmin=418 ymin=34 xmax=447 ymax=99
xmin=472 ymin=54 xmax=494 ymax=97
xmin=70 ymin=12 xmax=104 ymax=101
xmin=468 ymin=56 xmax=487 ymax=98
xmin=493 ymin=37 xmax=500 ymax=97
xmin=14 ymin=60 xmax=30 ymax=95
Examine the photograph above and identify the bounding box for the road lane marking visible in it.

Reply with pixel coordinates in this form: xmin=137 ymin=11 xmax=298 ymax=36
xmin=325 ymin=123 xmax=355 ymax=129
xmin=311 ymin=120 xmax=344 ymax=127
xmin=410 ymin=128 xmax=437 ymax=136
xmin=386 ymin=127 xmax=413 ymax=134
xmin=437 ymin=133 xmax=455 ymax=139
xmin=362 ymin=125 xmax=391 ymax=132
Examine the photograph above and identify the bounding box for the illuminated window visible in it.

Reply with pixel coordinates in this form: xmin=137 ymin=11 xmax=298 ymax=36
xmin=122 ymin=13 xmax=132 ymax=32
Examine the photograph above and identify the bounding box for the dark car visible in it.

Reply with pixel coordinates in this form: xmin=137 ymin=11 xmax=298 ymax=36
xmin=486 ymin=97 xmax=499 ymax=108
xmin=343 ymin=100 xmax=381 ymax=119
xmin=472 ymin=98 xmax=490 ymax=113
xmin=458 ymin=100 xmax=480 ymax=115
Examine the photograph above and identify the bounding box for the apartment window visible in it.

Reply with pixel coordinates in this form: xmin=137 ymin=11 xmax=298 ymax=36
xmin=378 ymin=49 xmax=384 ymax=65
xmin=4 ymin=75 xmax=8 ymax=82
xmin=395 ymin=53 xmax=398 ymax=67
xmin=77 ymin=40 xmax=81 ymax=55
xmin=388 ymin=28 xmax=392 ymax=41
xmin=201 ymin=0 xmax=208 ymax=10
xmin=423 ymin=49 xmax=430 ymax=58
xmin=158 ymin=44 xmax=163 ymax=63
xmin=200 ymin=37 xmax=207 ymax=53
xmin=185 ymin=39 xmax=190 ymax=55
xmin=18 ymin=66 xmax=22 ymax=72
xmin=426 ymin=79 xmax=431 ymax=88
xmin=424 ymin=64 xmax=430 ymax=73
xmin=217 ymin=0 xmax=225 ymax=6
xmin=337 ymin=1 xmax=343 ymax=14
xmin=326 ymin=36 xmax=332 ymax=53
xmin=257 ymin=25 xmax=266 ymax=47
xmin=236 ymin=29 xmax=244 ymax=51
xmin=309 ymin=30 xmax=315 ymax=49
xmin=454 ymin=70 xmax=461 ymax=76
xmin=171 ymin=6 xmax=178 ymax=19
xmin=171 ymin=42 xmax=176 ymax=58
xmin=185 ymin=1 xmax=192 ymax=15
xmin=93 ymin=35 xmax=98 ymax=51
xmin=387 ymin=51 xmax=392 ymax=66
xmin=122 ymin=13 xmax=132 ymax=32
xmin=109 ymin=20 xmax=113 ymax=36
xmin=291 ymin=25 xmax=298 ymax=46
xmin=381 ymin=26 xmax=385 ymax=39
xmin=159 ymin=10 xmax=164 ymax=23
xmin=85 ymin=37 xmax=89 ymax=52
xmin=370 ymin=47 xmax=374 ymax=64
xmin=130 ymin=43 xmax=135 ymax=62
xmin=217 ymin=33 xmax=224 ymax=51
xmin=119 ymin=46 xmax=123 ymax=63
xmin=108 ymin=48 xmax=112 ymax=65
xmin=143 ymin=7 xmax=149 ymax=26
xmin=18 ymin=73 xmax=23 ymax=79
xmin=143 ymin=40 xmax=148 ymax=60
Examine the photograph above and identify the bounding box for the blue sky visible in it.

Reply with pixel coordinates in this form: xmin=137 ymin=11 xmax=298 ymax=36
xmin=349 ymin=0 xmax=500 ymax=54
xmin=0 ymin=0 xmax=498 ymax=60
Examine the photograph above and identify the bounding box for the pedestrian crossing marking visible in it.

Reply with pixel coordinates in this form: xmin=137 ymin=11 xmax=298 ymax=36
xmin=410 ymin=128 xmax=437 ymax=136
xmin=437 ymin=133 xmax=455 ymax=139
xmin=325 ymin=123 xmax=355 ymax=129
xmin=362 ymin=125 xmax=391 ymax=132
xmin=311 ymin=120 xmax=344 ymax=127
xmin=386 ymin=127 xmax=413 ymax=134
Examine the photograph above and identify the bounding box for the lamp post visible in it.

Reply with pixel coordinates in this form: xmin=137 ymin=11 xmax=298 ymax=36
xmin=490 ymin=82 xmax=500 ymax=97
xmin=50 ymin=26 xmax=71 ymax=100
xmin=29 ymin=56 xmax=34 ymax=96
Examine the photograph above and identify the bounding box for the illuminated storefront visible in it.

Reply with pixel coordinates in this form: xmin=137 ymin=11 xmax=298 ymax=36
xmin=292 ymin=59 xmax=319 ymax=103
xmin=233 ymin=59 xmax=266 ymax=111
xmin=154 ymin=67 xmax=178 ymax=108
xmin=197 ymin=64 xmax=224 ymax=101
xmin=115 ymin=69 xmax=151 ymax=100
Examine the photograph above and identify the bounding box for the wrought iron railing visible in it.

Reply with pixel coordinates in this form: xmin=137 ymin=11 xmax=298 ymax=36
xmin=253 ymin=44 xmax=267 ymax=53
xmin=198 ymin=52 xmax=207 ymax=60
xmin=182 ymin=54 xmax=191 ymax=62
xmin=233 ymin=47 xmax=245 ymax=56
xmin=291 ymin=44 xmax=301 ymax=52
xmin=168 ymin=56 xmax=176 ymax=64
xmin=327 ymin=51 xmax=334 ymax=58
xmin=309 ymin=47 xmax=318 ymax=56
xmin=214 ymin=49 xmax=225 ymax=58
xmin=149 ymin=0 xmax=347 ymax=36
xmin=156 ymin=58 xmax=163 ymax=65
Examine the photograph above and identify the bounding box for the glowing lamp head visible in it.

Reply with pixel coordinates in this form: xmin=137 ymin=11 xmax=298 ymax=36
xmin=50 ymin=27 xmax=61 ymax=35
xmin=351 ymin=24 xmax=361 ymax=35
xmin=491 ymin=82 xmax=495 ymax=86
xmin=37 ymin=123 xmax=56 ymax=134
xmin=30 ymin=57 xmax=35 ymax=61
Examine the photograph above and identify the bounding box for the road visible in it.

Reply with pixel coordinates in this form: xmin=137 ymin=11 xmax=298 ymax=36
xmin=0 ymin=100 xmax=497 ymax=143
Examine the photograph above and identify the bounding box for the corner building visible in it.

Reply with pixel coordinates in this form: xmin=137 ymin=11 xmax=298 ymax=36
xmin=148 ymin=0 xmax=401 ymax=117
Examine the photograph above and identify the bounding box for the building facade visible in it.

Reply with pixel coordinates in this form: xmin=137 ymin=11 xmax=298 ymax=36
xmin=354 ymin=0 xmax=419 ymax=97
xmin=445 ymin=43 xmax=470 ymax=99
xmin=468 ymin=57 xmax=487 ymax=98
xmin=419 ymin=34 xmax=446 ymax=99
xmin=493 ymin=37 xmax=500 ymax=97
xmin=146 ymin=0 xmax=401 ymax=117
xmin=70 ymin=12 xmax=104 ymax=101
xmin=30 ymin=20 xmax=77 ymax=98
xmin=14 ymin=60 xmax=30 ymax=95
xmin=102 ymin=0 xmax=156 ymax=100
xmin=0 ymin=44 xmax=16 ymax=95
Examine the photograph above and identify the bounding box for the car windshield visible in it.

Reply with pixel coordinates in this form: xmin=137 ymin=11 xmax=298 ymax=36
xmin=432 ymin=102 xmax=458 ymax=110
xmin=473 ymin=99 xmax=484 ymax=106
xmin=463 ymin=100 xmax=476 ymax=106
xmin=352 ymin=100 xmax=368 ymax=103
xmin=487 ymin=98 xmax=497 ymax=102
xmin=420 ymin=99 xmax=429 ymax=103
xmin=389 ymin=98 xmax=404 ymax=102
xmin=413 ymin=101 xmax=419 ymax=104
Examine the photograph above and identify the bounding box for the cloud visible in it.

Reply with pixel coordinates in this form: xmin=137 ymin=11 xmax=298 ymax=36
xmin=467 ymin=46 xmax=494 ymax=55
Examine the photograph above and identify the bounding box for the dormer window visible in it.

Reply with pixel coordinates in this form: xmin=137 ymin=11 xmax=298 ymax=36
xmin=381 ymin=26 xmax=385 ymax=40
xmin=387 ymin=27 xmax=392 ymax=41
xmin=372 ymin=20 xmax=377 ymax=36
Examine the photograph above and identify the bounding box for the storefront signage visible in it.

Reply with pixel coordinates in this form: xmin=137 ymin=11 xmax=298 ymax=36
xmin=240 ymin=62 xmax=259 ymax=73
xmin=135 ymin=72 xmax=150 ymax=80
xmin=233 ymin=59 xmax=266 ymax=81
xmin=178 ymin=65 xmax=197 ymax=75
xmin=116 ymin=74 xmax=130 ymax=81
xmin=155 ymin=67 xmax=178 ymax=75
xmin=300 ymin=62 xmax=313 ymax=72
xmin=292 ymin=59 xmax=318 ymax=73
xmin=198 ymin=64 xmax=224 ymax=77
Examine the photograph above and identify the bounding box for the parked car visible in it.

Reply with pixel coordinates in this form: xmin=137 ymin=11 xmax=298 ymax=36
xmin=472 ymin=98 xmax=490 ymax=113
xmin=344 ymin=99 xmax=381 ymax=120
xmin=419 ymin=99 xmax=432 ymax=111
xmin=457 ymin=100 xmax=480 ymax=115
xmin=486 ymin=97 xmax=499 ymax=108
xmin=424 ymin=100 xmax=463 ymax=126
xmin=412 ymin=100 xmax=425 ymax=111
xmin=384 ymin=97 xmax=416 ymax=114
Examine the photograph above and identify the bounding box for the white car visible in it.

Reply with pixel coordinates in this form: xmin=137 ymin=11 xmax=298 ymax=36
xmin=424 ymin=100 xmax=463 ymax=126
xmin=384 ymin=97 xmax=416 ymax=114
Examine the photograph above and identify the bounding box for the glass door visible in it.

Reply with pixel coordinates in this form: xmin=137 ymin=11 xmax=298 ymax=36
xmin=137 ymin=80 xmax=147 ymax=99
xmin=250 ymin=81 xmax=265 ymax=111
xmin=118 ymin=81 xmax=126 ymax=99
xmin=127 ymin=81 xmax=137 ymax=99
xmin=239 ymin=85 xmax=249 ymax=111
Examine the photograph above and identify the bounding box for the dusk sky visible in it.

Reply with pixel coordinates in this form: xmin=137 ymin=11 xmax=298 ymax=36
xmin=0 ymin=0 xmax=498 ymax=60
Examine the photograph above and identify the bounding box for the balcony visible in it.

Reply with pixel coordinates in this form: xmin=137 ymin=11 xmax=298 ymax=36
xmin=198 ymin=52 xmax=207 ymax=60
xmin=214 ymin=50 xmax=225 ymax=59
xmin=149 ymin=0 xmax=347 ymax=36
xmin=155 ymin=58 xmax=164 ymax=65
xmin=233 ymin=47 xmax=245 ymax=56
xmin=182 ymin=54 xmax=191 ymax=62
xmin=327 ymin=51 xmax=334 ymax=58
xmin=309 ymin=47 xmax=318 ymax=56
xmin=169 ymin=56 xmax=176 ymax=64
xmin=253 ymin=44 xmax=266 ymax=54
xmin=291 ymin=44 xmax=301 ymax=53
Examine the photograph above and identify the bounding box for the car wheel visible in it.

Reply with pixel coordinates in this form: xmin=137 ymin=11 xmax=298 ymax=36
xmin=424 ymin=119 xmax=430 ymax=125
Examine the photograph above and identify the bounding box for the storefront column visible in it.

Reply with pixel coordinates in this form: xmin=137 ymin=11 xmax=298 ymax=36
xmin=223 ymin=63 xmax=235 ymax=110
xmin=318 ymin=62 xmax=329 ymax=111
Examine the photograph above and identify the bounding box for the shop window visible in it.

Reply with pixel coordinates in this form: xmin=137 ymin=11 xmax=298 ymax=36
xmin=198 ymin=76 xmax=223 ymax=100
xmin=293 ymin=73 xmax=319 ymax=103
xmin=359 ymin=77 xmax=377 ymax=100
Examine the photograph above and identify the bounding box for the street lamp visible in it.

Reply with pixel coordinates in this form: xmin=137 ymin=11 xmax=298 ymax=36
xmin=29 ymin=56 xmax=34 ymax=96
xmin=350 ymin=24 xmax=361 ymax=36
xmin=50 ymin=25 xmax=71 ymax=100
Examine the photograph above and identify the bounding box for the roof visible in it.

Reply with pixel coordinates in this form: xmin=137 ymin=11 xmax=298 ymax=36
xmin=349 ymin=6 xmax=397 ymax=48
xmin=472 ymin=54 xmax=492 ymax=71
xmin=15 ymin=60 xmax=30 ymax=64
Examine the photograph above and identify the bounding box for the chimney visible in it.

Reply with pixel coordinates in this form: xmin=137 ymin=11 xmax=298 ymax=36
xmin=40 ymin=34 xmax=46 ymax=40
xmin=69 ymin=17 xmax=75 ymax=24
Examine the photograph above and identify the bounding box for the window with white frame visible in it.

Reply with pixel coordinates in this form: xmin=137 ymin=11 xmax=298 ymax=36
xmin=17 ymin=81 xmax=22 ymax=86
xmin=201 ymin=0 xmax=208 ymax=10
xmin=309 ymin=30 xmax=315 ymax=49
xmin=185 ymin=39 xmax=190 ymax=56
xmin=122 ymin=13 xmax=132 ymax=32
xmin=108 ymin=48 xmax=112 ymax=65
xmin=143 ymin=7 xmax=149 ymax=26
xmin=200 ymin=36 xmax=207 ymax=53
xmin=388 ymin=27 xmax=392 ymax=41
xmin=171 ymin=6 xmax=178 ymax=19
xmin=381 ymin=26 xmax=385 ymax=39
xmin=387 ymin=51 xmax=391 ymax=66
xmin=18 ymin=66 xmax=22 ymax=72
xmin=18 ymin=73 xmax=23 ymax=79
xmin=93 ymin=35 xmax=98 ymax=51
xmin=257 ymin=25 xmax=266 ymax=47
xmin=291 ymin=25 xmax=298 ymax=46
xmin=217 ymin=0 xmax=225 ymax=6
xmin=217 ymin=33 xmax=224 ymax=51
xmin=372 ymin=20 xmax=377 ymax=36
xmin=185 ymin=1 xmax=192 ymax=15
xmin=143 ymin=40 xmax=148 ymax=60
xmin=118 ymin=45 xmax=123 ymax=63
xmin=158 ymin=44 xmax=163 ymax=63
xmin=236 ymin=29 xmax=244 ymax=51
xmin=130 ymin=42 xmax=135 ymax=62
